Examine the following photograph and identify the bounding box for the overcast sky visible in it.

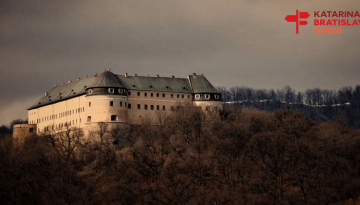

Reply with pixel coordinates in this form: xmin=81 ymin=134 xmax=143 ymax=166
xmin=1 ymin=0 xmax=359 ymax=125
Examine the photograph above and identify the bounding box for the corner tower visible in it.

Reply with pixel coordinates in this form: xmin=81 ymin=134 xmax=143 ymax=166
xmin=84 ymin=70 xmax=129 ymax=133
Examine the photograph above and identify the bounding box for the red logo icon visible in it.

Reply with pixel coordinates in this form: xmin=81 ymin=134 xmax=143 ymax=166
xmin=285 ymin=10 xmax=310 ymax=34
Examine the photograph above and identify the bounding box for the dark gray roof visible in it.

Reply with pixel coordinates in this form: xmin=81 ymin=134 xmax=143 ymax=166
xmin=117 ymin=75 xmax=192 ymax=93
xmin=28 ymin=71 xmax=220 ymax=110
xmin=188 ymin=74 xmax=220 ymax=94
xmin=87 ymin=71 xmax=124 ymax=89
xmin=28 ymin=77 xmax=95 ymax=110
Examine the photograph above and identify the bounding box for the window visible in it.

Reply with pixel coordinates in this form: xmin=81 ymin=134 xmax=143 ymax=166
xmin=87 ymin=89 xmax=93 ymax=95
xmin=162 ymin=93 xmax=165 ymax=97
xmin=170 ymin=106 xmax=175 ymax=111
xmin=205 ymin=94 xmax=210 ymax=99
xmin=111 ymin=115 xmax=117 ymax=121
xmin=89 ymin=102 xmax=91 ymax=107
xmin=29 ymin=128 xmax=34 ymax=133
xmin=171 ymin=94 xmax=173 ymax=98
xmin=162 ymin=105 xmax=165 ymax=110
xmin=137 ymin=92 xmax=140 ymax=96
xmin=128 ymin=103 xmax=131 ymax=109
xmin=151 ymin=93 xmax=153 ymax=97
xmin=128 ymin=91 xmax=131 ymax=96
xmin=125 ymin=102 xmax=127 ymax=107
xmin=151 ymin=105 xmax=154 ymax=110
xmin=205 ymin=106 xmax=210 ymax=111
xmin=177 ymin=94 xmax=179 ymax=98
xmin=108 ymin=88 xmax=114 ymax=94
xmin=87 ymin=116 xmax=91 ymax=122
xmin=80 ymin=118 xmax=81 ymax=123
xmin=214 ymin=94 xmax=219 ymax=100
xmin=144 ymin=92 xmax=147 ymax=97
xmin=118 ymin=89 xmax=123 ymax=94
xmin=188 ymin=95 xmax=190 ymax=99
xmin=195 ymin=94 xmax=200 ymax=99
xmin=145 ymin=104 xmax=148 ymax=110
xmin=120 ymin=101 xmax=123 ymax=107
xmin=137 ymin=104 xmax=141 ymax=109
xmin=156 ymin=93 xmax=159 ymax=97
xmin=110 ymin=101 xmax=113 ymax=106
xmin=182 ymin=94 xmax=184 ymax=98
xmin=156 ymin=105 xmax=159 ymax=110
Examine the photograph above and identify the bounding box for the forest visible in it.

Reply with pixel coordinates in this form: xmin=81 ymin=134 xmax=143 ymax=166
xmin=1 ymin=105 xmax=360 ymax=205
xmin=218 ymin=85 xmax=360 ymax=129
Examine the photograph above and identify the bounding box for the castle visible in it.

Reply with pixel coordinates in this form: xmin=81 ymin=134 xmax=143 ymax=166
xmin=13 ymin=69 xmax=222 ymax=139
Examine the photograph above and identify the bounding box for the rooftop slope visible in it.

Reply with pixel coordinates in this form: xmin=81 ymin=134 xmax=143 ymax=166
xmin=88 ymin=71 xmax=124 ymax=89
xmin=117 ymin=75 xmax=192 ymax=93
xmin=188 ymin=74 xmax=220 ymax=94
xmin=28 ymin=76 xmax=95 ymax=110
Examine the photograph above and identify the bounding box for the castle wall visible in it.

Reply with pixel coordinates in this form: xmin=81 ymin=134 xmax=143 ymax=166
xmin=28 ymin=95 xmax=87 ymax=134
xmin=84 ymin=95 xmax=128 ymax=123
xmin=13 ymin=124 xmax=37 ymax=143
xmin=193 ymin=100 xmax=223 ymax=111
xmin=127 ymin=90 xmax=193 ymax=124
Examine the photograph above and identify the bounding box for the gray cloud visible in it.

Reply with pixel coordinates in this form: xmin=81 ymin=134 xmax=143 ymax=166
xmin=1 ymin=0 xmax=360 ymax=125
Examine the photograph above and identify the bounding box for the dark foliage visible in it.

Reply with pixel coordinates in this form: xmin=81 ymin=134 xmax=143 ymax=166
xmin=1 ymin=107 xmax=360 ymax=204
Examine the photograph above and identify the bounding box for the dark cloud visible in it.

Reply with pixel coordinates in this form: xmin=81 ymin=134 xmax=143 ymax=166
xmin=1 ymin=0 xmax=360 ymax=125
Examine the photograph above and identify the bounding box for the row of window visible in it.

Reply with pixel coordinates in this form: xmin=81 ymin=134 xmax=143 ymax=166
xmin=87 ymin=88 xmax=127 ymax=95
xmin=86 ymin=115 xmax=117 ymax=122
xmin=129 ymin=91 xmax=191 ymax=99
xmin=42 ymin=118 xmax=82 ymax=132
xmin=127 ymin=104 xmax=166 ymax=110
xmin=32 ymin=107 xmax=85 ymax=124
xmin=89 ymin=101 xmax=127 ymax=107
xmin=194 ymin=94 xmax=220 ymax=100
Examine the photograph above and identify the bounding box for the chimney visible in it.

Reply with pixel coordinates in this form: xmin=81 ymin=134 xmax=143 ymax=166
xmin=146 ymin=74 xmax=149 ymax=77
xmin=77 ymin=78 xmax=80 ymax=81
xmin=45 ymin=92 xmax=48 ymax=97
xmin=85 ymin=75 xmax=88 ymax=78
xmin=68 ymin=80 xmax=72 ymax=83
xmin=134 ymin=73 xmax=137 ymax=77
xmin=192 ymin=73 xmax=196 ymax=77
xmin=94 ymin=73 xmax=98 ymax=80
xmin=54 ymin=85 xmax=57 ymax=87
xmin=156 ymin=74 xmax=159 ymax=78
xmin=62 ymin=83 xmax=65 ymax=85
xmin=125 ymin=72 xmax=128 ymax=78
xmin=107 ymin=68 xmax=111 ymax=72
xmin=171 ymin=75 xmax=175 ymax=78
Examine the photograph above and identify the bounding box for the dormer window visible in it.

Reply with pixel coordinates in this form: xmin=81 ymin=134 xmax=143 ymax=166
xmin=195 ymin=94 xmax=200 ymax=100
xmin=214 ymin=94 xmax=219 ymax=100
xmin=205 ymin=94 xmax=210 ymax=99
xmin=108 ymin=88 xmax=114 ymax=94
xmin=87 ymin=89 xmax=93 ymax=95
xmin=118 ymin=89 xmax=123 ymax=94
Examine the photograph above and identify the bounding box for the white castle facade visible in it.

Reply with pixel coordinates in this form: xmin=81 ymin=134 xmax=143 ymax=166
xmin=14 ymin=69 xmax=222 ymax=139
